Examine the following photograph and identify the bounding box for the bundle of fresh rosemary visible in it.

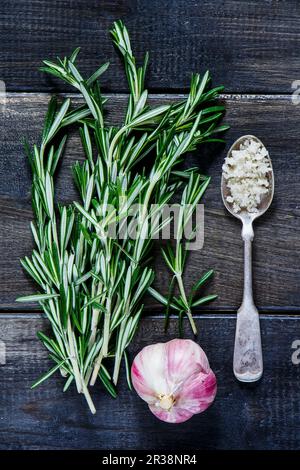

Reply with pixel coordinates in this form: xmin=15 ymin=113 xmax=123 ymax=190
xmin=17 ymin=21 xmax=227 ymax=413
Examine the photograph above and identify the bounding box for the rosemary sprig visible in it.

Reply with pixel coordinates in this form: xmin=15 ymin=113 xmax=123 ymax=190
xmin=18 ymin=97 xmax=100 ymax=413
xmin=18 ymin=20 xmax=227 ymax=412
xmin=149 ymin=172 xmax=218 ymax=336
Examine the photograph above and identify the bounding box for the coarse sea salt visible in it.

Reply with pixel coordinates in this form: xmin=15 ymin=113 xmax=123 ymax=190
xmin=222 ymin=138 xmax=271 ymax=213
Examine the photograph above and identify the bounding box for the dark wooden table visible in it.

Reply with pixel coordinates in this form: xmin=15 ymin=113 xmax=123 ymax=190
xmin=0 ymin=0 xmax=300 ymax=450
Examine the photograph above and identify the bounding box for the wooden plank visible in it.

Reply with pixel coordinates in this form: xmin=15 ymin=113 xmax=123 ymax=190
xmin=0 ymin=1 xmax=300 ymax=93
xmin=0 ymin=314 xmax=299 ymax=450
xmin=1 ymin=93 xmax=299 ymax=311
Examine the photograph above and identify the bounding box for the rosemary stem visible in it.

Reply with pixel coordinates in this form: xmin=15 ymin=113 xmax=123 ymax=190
xmin=90 ymin=290 xmax=112 ymax=385
xmin=108 ymin=126 xmax=127 ymax=167
xmin=112 ymin=317 xmax=126 ymax=385
xmin=84 ymin=364 xmax=93 ymax=386
xmin=176 ymin=273 xmax=197 ymax=335
xmin=60 ymin=368 xmax=68 ymax=378
xmin=89 ymin=284 xmax=103 ymax=350
xmin=67 ymin=318 xmax=83 ymax=393
xmin=102 ymin=310 xmax=111 ymax=357
xmin=90 ymin=300 xmax=112 ymax=386
xmin=89 ymin=308 xmax=100 ymax=349
xmin=81 ymin=377 xmax=96 ymax=414
xmin=113 ymin=355 xmax=122 ymax=386
xmin=90 ymin=349 xmax=104 ymax=386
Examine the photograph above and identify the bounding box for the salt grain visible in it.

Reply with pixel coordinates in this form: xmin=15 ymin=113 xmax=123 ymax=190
xmin=222 ymin=138 xmax=271 ymax=213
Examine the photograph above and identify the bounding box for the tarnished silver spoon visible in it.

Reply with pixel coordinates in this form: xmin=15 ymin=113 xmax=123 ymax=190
xmin=221 ymin=135 xmax=274 ymax=382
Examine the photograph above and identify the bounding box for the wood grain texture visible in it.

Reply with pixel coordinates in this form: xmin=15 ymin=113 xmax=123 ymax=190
xmin=0 ymin=93 xmax=299 ymax=311
xmin=0 ymin=314 xmax=299 ymax=450
xmin=0 ymin=0 xmax=300 ymax=93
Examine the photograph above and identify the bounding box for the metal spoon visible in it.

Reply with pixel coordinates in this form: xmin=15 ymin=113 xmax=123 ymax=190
xmin=221 ymin=135 xmax=274 ymax=382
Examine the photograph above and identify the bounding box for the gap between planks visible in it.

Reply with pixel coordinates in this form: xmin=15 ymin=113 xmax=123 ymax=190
xmin=0 ymin=312 xmax=299 ymax=321
xmin=2 ymin=92 xmax=295 ymax=100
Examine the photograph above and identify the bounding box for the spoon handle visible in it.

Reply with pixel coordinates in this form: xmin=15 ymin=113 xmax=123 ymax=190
xmin=233 ymin=222 xmax=263 ymax=382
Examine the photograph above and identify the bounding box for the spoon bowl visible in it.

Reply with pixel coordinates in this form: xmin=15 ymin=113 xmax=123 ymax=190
xmin=221 ymin=134 xmax=274 ymax=224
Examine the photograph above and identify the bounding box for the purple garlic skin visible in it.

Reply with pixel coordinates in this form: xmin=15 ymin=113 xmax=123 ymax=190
xmin=131 ymin=338 xmax=217 ymax=423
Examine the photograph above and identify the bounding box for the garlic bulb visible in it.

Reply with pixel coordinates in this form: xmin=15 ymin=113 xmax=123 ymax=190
xmin=131 ymin=338 xmax=217 ymax=423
